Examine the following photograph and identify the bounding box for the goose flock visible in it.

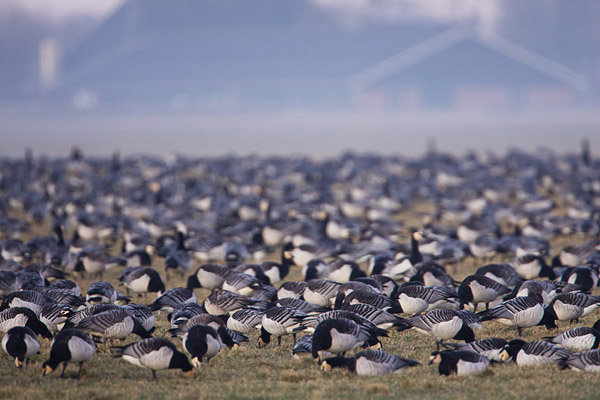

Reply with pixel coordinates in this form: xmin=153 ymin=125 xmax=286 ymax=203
xmin=0 ymin=145 xmax=600 ymax=384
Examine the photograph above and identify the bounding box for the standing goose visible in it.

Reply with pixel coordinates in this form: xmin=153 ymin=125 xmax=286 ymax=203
xmin=227 ymin=307 xmax=265 ymax=334
xmin=509 ymin=254 xmax=555 ymax=280
xmin=545 ymin=320 xmax=600 ymax=351
xmin=428 ymin=350 xmax=490 ymax=376
xmin=203 ymin=290 xmax=259 ymax=316
xmin=395 ymin=283 xmax=458 ymax=315
xmin=258 ymin=306 xmax=307 ymax=348
xmin=2 ymin=326 xmax=40 ymax=369
xmin=458 ymin=275 xmax=511 ymax=312
xmin=183 ymin=324 xmax=223 ymax=368
xmin=303 ymin=279 xmax=341 ymax=307
xmin=115 ymin=337 xmax=194 ymax=380
xmin=500 ymin=340 xmax=572 ymax=366
xmin=395 ymin=309 xmax=475 ymax=350
xmin=311 ymin=318 xmax=385 ymax=361
xmin=75 ymin=308 xmax=152 ymax=346
xmin=341 ymin=289 xmax=401 ymax=313
xmin=221 ymin=269 xmax=262 ymax=296
xmin=169 ymin=314 xmax=239 ymax=349
xmin=477 ymin=295 xmax=545 ymax=336
xmin=475 ymin=263 xmax=524 ymax=288
xmin=42 ymin=329 xmax=96 ymax=379
xmin=320 ymin=350 xmax=419 ymax=376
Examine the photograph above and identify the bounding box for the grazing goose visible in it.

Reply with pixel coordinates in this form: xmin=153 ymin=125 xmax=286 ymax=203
xmin=320 ymin=350 xmax=419 ymax=376
xmin=558 ymin=266 xmax=599 ymax=293
xmin=169 ymin=314 xmax=239 ymax=349
xmin=458 ymin=275 xmax=511 ymax=312
xmin=78 ymin=247 xmax=125 ymax=280
xmin=442 ymin=337 xmax=508 ymax=361
xmin=258 ymin=306 xmax=307 ymax=347
xmin=475 ymin=263 xmax=524 ymax=288
xmin=227 ymin=308 xmax=265 ymax=334
xmin=115 ymin=338 xmax=194 ymax=380
xmin=333 ymin=281 xmax=381 ymax=310
xmin=559 ymin=349 xmax=600 ymax=372
xmin=42 ymin=329 xmax=96 ymax=379
xmin=183 ymin=324 xmax=223 ymax=368
xmin=186 ymin=263 xmax=229 ymax=292
xmin=341 ymin=289 xmax=401 ymax=313
xmin=409 ymin=261 xmax=455 ymax=287
xmin=312 ymin=318 xmax=386 ymax=361
xmin=276 ymin=297 xmax=330 ymax=314
xmin=2 ymin=326 xmax=40 ymax=369
xmin=39 ymin=303 xmax=74 ymax=334
xmin=203 ymin=290 xmax=259 ymax=316
xmin=545 ymin=320 xmax=600 ymax=351
xmin=542 ymin=293 xmax=600 ymax=328
xmin=369 ymin=254 xmax=413 ymax=281
xmin=478 ymin=295 xmax=545 ymax=335
xmin=0 ymin=307 xmax=53 ymax=338
xmin=509 ymin=254 xmax=555 ymax=280
xmin=149 ymin=288 xmax=197 ymax=312
xmin=429 ymin=350 xmax=490 ymax=376
xmin=221 ymin=269 xmax=262 ymax=296
xmin=292 ymin=334 xmax=315 ymax=359
xmin=119 ymin=267 xmax=165 ymax=298
xmin=169 ymin=303 xmax=205 ymax=328
xmin=277 ymin=281 xmax=308 ymax=300
xmin=396 ymin=309 xmax=475 ymax=350
xmin=321 ymin=259 xmax=366 ymax=283
xmin=500 ymin=340 xmax=572 ymax=366
xmin=303 ymin=279 xmax=341 ymax=307
xmin=0 ymin=290 xmax=52 ymax=315
xmin=48 ymin=279 xmax=81 ymax=296
xmin=37 ymin=287 xmax=85 ymax=308
xmin=508 ymin=280 xmax=563 ymax=304
xmin=396 ymin=283 xmax=458 ymax=315
xmin=86 ymin=281 xmax=117 ymax=304
xmin=74 ymin=308 xmax=152 ymax=345
xmin=341 ymin=303 xmax=403 ymax=329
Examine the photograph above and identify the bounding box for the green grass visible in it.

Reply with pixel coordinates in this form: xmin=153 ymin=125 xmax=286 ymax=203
xmin=2 ymin=207 xmax=600 ymax=399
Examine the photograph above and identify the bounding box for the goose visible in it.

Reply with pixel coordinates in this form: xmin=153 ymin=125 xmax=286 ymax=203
xmin=119 ymin=267 xmax=165 ymax=298
xmin=396 ymin=309 xmax=475 ymax=350
xmin=500 ymin=339 xmax=571 ymax=366
xmin=301 ymin=259 xmax=330 ymax=281
xmin=203 ymin=290 xmax=260 ymax=316
xmin=542 ymin=293 xmax=600 ymax=328
xmin=545 ymin=320 xmax=600 ymax=351
xmin=409 ymin=261 xmax=455 ymax=288
xmin=509 ymin=254 xmax=555 ymax=280
xmin=123 ymin=248 xmax=154 ymax=267
xmin=48 ymin=279 xmax=81 ymax=296
xmin=169 ymin=314 xmax=239 ymax=349
xmin=340 ymin=289 xmax=401 ymax=313
xmin=164 ymin=231 xmax=193 ymax=280
xmin=0 ymin=307 xmax=53 ymax=338
xmin=258 ymin=261 xmax=289 ymax=285
xmin=114 ymin=337 xmax=194 ymax=380
xmin=292 ymin=334 xmax=315 ymax=359
xmin=559 ymin=349 xmax=600 ymax=372
xmin=169 ymin=302 xmax=205 ymax=328
xmin=149 ymin=288 xmax=197 ymax=312
xmin=186 ymin=263 xmax=229 ymax=292
xmin=341 ymin=303 xmax=402 ymax=329
xmin=39 ymin=303 xmax=74 ymax=333
xmin=221 ymin=269 xmax=262 ymax=296
xmin=227 ymin=307 xmax=265 ymax=334
xmin=124 ymin=304 xmax=156 ymax=334
xmin=508 ymin=280 xmax=563 ymax=304
xmin=74 ymin=308 xmax=152 ymax=345
xmin=234 ymin=263 xmax=271 ymax=286
xmin=303 ymin=279 xmax=341 ymax=307
xmin=369 ymin=254 xmax=413 ymax=281
xmin=0 ymin=290 xmax=53 ymax=315
xmin=277 ymin=281 xmax=307 ymax=300
xmin=321 ymin=259 xmax=366 ymax=283
xmin=478 ymin=295 xmax=545 ymax=335
xmin=86 ymin=281 xmax=117 ymax=304
xmin=78 ymin=247 xmax=125 ymax=280
xmin=183 ymin=324 xmax=223 ymax=368
xmin=258 ymin=306 xmax=307 ymax=347
xmin=428 ymin=350 xmax=490 ymax=376
xmin=42 ymin=329 xmax=96 ymax=379
xmin=0 ymin=271 xmax=19 ymax=296
xmin=333 ymin=281 xmax=381 ymax=310
xmin=475 ymin=263 xmax=524 ymax=288
xmin=37 ymin=287 xmax=86 ymax=308
xmin=396 ymin=283 xmax=458 ymax=315
xmin=458 ymin=275 xmax=511 ymax=312
xmin=442 ymin=337 xmax=508 ymax=361
xmin=558 ymin=266 xmax=599 ymax=293
xmin=2 ymin=326 xmax=40 ymax=369
xmin=276 ymin=297 xmax=330 ymax=314
xmin=320 ymin=350 xmax=419 ymax=376
xmin=311 ymin=318 xmax=386 ymax=361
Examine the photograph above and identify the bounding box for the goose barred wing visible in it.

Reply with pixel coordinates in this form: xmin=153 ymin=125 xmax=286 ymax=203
xmin=479 ymin=297 xmax=538 ymax=320
xmin=562 ymin=349 xmax=600 ymax=370
xmin=76 ymin=309 xmax=130 ymax=332
xmin=122 ymin=338 xmax=174 ymax=358
xmin=523 ymin=341 xmax=572 ymax=361
xmin=358 ymin=349 xmax=420 ymax=369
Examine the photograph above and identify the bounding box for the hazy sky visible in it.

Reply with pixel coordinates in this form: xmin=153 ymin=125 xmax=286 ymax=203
xmin=3 ymin=0 xmax=125 ymax=20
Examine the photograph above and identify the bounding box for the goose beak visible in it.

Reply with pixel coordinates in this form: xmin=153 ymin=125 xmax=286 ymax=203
xmin=183 ymin=369 xmax=195 ymax=379
xmin=42 ymin=365 xmax=54 ymax=377
xmin=320 ymin=361 xmax=331 ymax=372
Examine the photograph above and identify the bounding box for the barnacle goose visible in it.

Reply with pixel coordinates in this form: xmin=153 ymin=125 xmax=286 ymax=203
xmin=227 ymin=308 xmax=265 ymax=334
xmin=311 ymin=318 xmax=386 ymax=361
xmin=292 ymin=334 xmax=315 ymax=359
xmin=409 ymin=261 xmax=455 ymax=287
xmin=42 ymin=329 xmax=96 ymax=379
xmin=500 ymin=340 xmax=572 ymax=366
xmin=277 ymin=281 xmax=308 ymax=300
xmin=86 ymin=281 xmax=118 ymax=304
xmin=509 ymin=254 xmax=555 ymax=280
xmin=203 ymin=289 xmax=259 ymax=315
xmin=396 ymin=309 xmax=475 ymax=350
xmin=542 ymin=293 xmax=600 ymax=328
xmin=115 ymin=338 xmax=194 ymax=380
xmin=2 ymin=326 xmax=40 ymax=369
xmin=221 ymin=269 xmax=263 ymax=296
xmin=74 ymin=308 xmax=152 ymax=345
xmin=458 ymin=275 xmax=511 ymax=312
xmin=334 ymin=281 xmax=381 ymax=310
xmin=545 ymin=320 xmax=600 ymax=351
xmin=341 ymin=289 xmax=401 ymax=313
xmin=303 ymin=279 xmax=341 ymax=307
xmin=0 ymin=307 xmax=53 ymax=338
xmin=186 ymin=263 xmax=229 ymax=292
xmin=258 ymin=306 xmax=307 ymax=347
xmin=478 ymin=295 xmax=545 ymax=335
xmin=183 ymin=324 xmax=223 ymax=368
xmin=559 ymin=349 xmax=600 ymax=372
xmin=0 ymin=290 xmax=52 ymax=315
xmin=320 ymin=350 xmax=419 ymax=376
xmin=396 ymin=283 xmax=458 ymax=315
xmin=442 ymin=337 xmax=508 ymax=361
xmin=428 ymin=350 xmax=490 ymax=376
xmin=119 ymin=267 xmax=165 ymax=298
xmin=169 ymin=303 xmax=205 ymax=328
xmin=39 ymin=303 xmax=73 ymax=333
xmin=475 ymin=263 xmax=524 ymax=288
xmin=149 ymin=288 xmax=197 ymax=312
xmin=341 ymin=303 xmax=403 ymax=329
xmin=164 ymin=231 xmax=194 ymax=280
xmin=276 ymin=297 xmax=330 ymax=314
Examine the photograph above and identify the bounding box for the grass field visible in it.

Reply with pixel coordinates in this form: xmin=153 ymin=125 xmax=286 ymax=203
xmin=1 ymin=207 xmax=600 ymax=400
